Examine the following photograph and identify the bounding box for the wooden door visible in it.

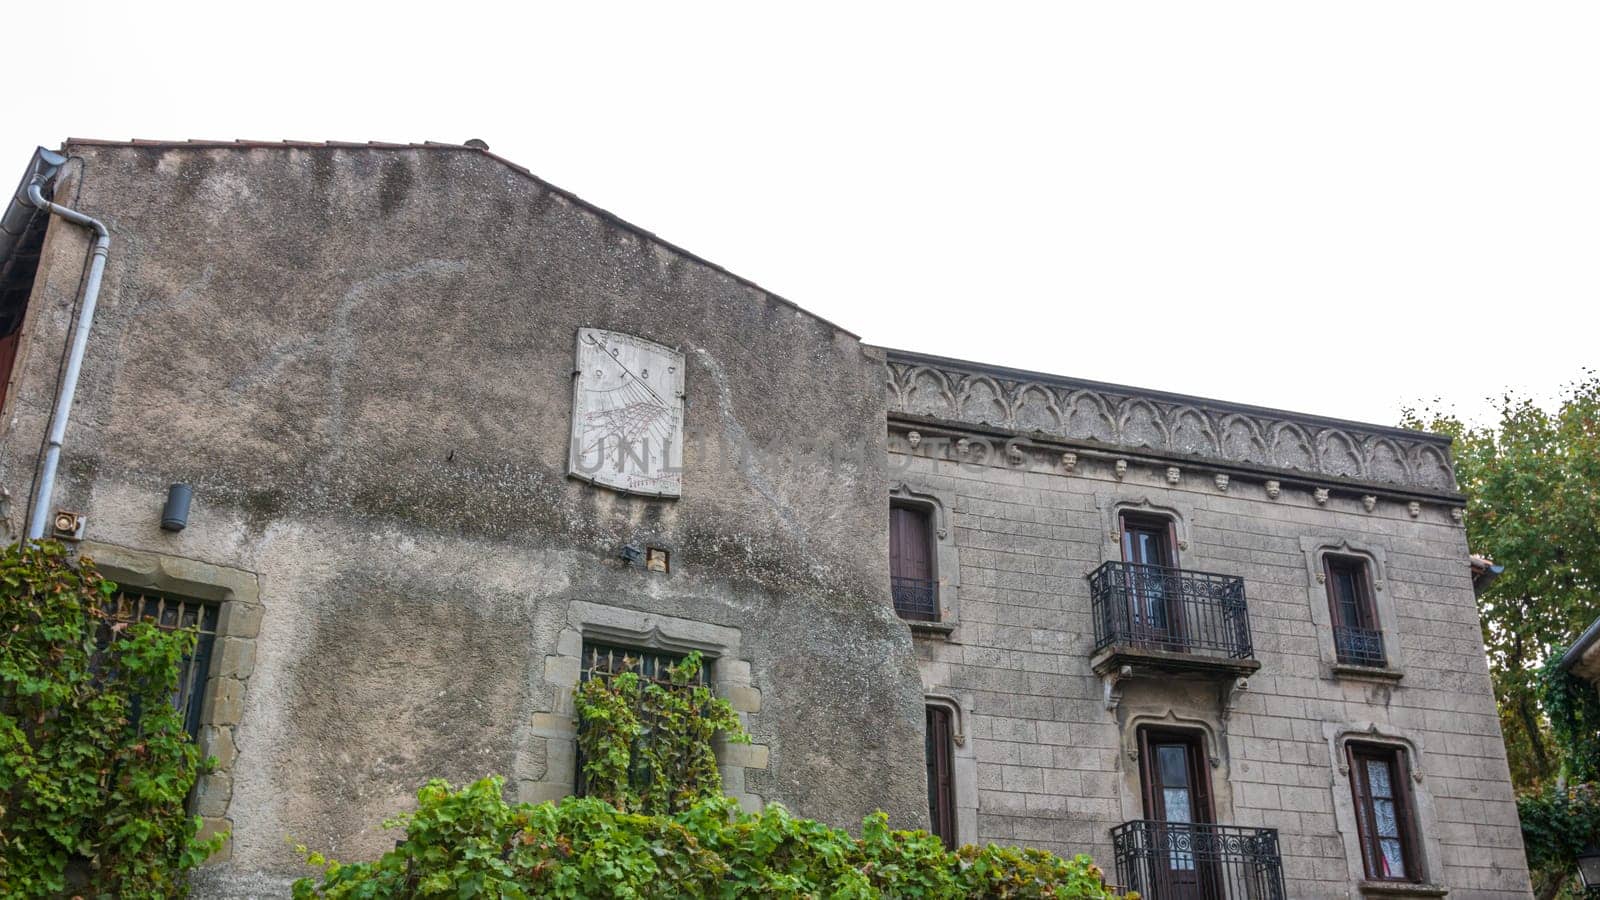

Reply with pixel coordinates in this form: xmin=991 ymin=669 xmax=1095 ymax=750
xmin=925 ymin=706 xmax=956 ymax=848
xmin=1140 ymin=729 xmax=1215 ymax=900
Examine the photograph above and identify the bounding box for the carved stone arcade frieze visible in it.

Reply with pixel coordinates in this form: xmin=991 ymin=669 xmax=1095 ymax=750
xmin=883 ymin=352 xmax=1457 ymax=496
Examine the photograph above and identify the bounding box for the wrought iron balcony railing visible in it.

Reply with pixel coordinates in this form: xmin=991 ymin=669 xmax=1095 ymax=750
xmin=1333 ymin=624 xmax=1387 ymax=667
xmin=1090 ymin=562 xmax=1253 ymax=660
xmin=1111 ymin=820 xmax=1285 ymax=900
xmin=891 ymin=575 xmax=939 ymax=622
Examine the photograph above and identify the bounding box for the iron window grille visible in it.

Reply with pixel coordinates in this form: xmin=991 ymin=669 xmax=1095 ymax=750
xmin=1089 ymin=562 xmax=1254 ymax=660
xmin=99 ymin=591 xmax=219 ymax=740
xmin=574 ymin=642 xmax=710 ymax=799
xmin=1333 ymin=625 xmax=1387 ymax=667
xmin=892 ymin=576 xmax=939 ymax=621
xmin=1111 ymin=820 xmax=1286 ymax=900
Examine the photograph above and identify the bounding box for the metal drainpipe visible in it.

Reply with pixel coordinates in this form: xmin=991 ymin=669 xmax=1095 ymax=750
xmin=23 ymin=180 xmax=110 ymax=540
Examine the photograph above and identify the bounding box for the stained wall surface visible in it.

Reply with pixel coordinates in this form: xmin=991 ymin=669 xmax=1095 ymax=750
xmin=0 ymin=142 xmax=928 ymax=895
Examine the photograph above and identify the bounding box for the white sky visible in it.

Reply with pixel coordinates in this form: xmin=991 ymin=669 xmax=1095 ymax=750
xmin=6 ymin=2 xmax=1596 ymax=428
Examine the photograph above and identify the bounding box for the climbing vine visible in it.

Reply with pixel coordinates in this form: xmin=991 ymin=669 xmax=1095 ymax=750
xmin=573 ymin=651 xmax=749 ymax=815
xmin=1519 ymin=782 xmax=1600 ymax=900
xmin=1540 ymin=657 xmax=1600 ymax=785
xmin=0 ymin=540 xmax=224 ymax=898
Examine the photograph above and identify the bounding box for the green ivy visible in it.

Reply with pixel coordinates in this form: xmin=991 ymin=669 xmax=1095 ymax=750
xmin=1540 ymin=658 xmax=1600 ymax=784
xmin=0 ymin=540 xmax=224 ymax=898
xmin=573 ymin=651 xmax=750 ymax=815
xmin=1518 ymin=782 xmax=1600 ymax=898
xmin=292 ymin=777 xmax=1134 ymax=899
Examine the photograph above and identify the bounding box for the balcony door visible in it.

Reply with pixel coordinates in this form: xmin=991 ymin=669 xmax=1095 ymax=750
xmin=1139 ymin=728 xmax=1216 ymax=900
xmin=1120 ymin=513 xmax=1180 ymax=646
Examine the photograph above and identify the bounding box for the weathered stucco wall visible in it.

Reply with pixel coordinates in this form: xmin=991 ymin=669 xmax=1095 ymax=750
xmin=0 ymin=143 xmax=929 ymax=894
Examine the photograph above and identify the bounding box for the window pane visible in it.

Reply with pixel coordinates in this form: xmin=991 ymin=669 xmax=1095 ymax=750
xmin=1366 ymin=758 xmax=1394 ymax=800
xmin=1162 ymin=787 xmax=1193 ymax=824
xmin=1379 ymin=837 xmax=1408 ymax=878
xmin=1158 ymin=745 xmax=1189 ymax=787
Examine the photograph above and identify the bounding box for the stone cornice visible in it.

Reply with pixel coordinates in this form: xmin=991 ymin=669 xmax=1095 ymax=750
xmin=882 ymin=349 xmax=1459 ymax=498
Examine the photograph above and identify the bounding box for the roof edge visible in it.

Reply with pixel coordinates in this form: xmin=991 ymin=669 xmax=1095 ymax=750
xmin=1560 ymin=615 xmax=1600 ymax=672
xmin=57 ymin=138 xmax=861 ymax=340
xmin=875 ymin=345 xmax=1454 ymax=446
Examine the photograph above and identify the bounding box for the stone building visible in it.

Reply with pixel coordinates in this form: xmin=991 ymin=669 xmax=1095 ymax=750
xmin=0 ymin=140 xmax=1531 ymax=898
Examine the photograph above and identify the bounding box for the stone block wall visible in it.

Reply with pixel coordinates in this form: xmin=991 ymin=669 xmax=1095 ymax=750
xmin=890 ymin=423 xmax=1530 ymax=898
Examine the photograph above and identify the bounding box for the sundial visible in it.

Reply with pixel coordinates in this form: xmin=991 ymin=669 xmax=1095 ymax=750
xmin=568 ymin=328 xmax=685 ymax=497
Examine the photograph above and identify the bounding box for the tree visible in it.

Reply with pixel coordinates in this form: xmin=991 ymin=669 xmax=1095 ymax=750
xmin=1403 ymin=371 xmax=1600 ymax=790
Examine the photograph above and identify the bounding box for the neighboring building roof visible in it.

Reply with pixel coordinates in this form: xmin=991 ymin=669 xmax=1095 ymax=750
xmin=1469 ymin=555 xmax=1505 ymax=597
xmin=1561 ymin=615 xmax=1600 ymax=682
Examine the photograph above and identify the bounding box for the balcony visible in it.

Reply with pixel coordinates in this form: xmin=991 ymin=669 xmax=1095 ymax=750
xmin=891 ymin=575 xmax=939 ymax=622
xmin=1088 ymin=562 xmax=1258 ymax=678
xmin=1111 ymin=821 xmax=1286 ymax=900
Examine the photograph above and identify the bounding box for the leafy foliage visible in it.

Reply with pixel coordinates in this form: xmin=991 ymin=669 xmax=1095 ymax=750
xmin=1403 ymin=373 xmax=1600 ymax=789
xmin=0 ymin=540 xmax=224 ymax=898
xmin=573 ymin=651 xmax=749 ymax=815
xmin=1540 ymin=658 xmax=1600 ymax=785
xmin=292 ymin=777 xmax=1132 ymax=899
xmin=1518 ymin=782 xmax=1600 ymax=900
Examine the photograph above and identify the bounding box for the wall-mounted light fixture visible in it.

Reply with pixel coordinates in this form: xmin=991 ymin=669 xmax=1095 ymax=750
xmin=618 ymin=543 xmax=644 ymax=565
xmin=161 ymin=484 xmax=192 ymax=532
xmin=51 ymin=510 xmax=84 ymax=541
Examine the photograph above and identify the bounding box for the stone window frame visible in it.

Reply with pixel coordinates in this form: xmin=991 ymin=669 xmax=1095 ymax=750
xmin=923 ymin=691 xmax=977 ymax=845
xmin=530 ymin=600 xmax=767 ymax=813
xmin=1093 ymin=493 xmax=1194 ymax=567
xmin=1322 ymin=723 xmax=1448 ymax=897
xmin=79 ymin=541 xmax=262 ymax=863
xmin=1299 ymin=537 xmax=1405 ymax=682
xmin=1115 ymin=709 xmax=1236 ymax=826
xmin=890 ymin=482 xmax=961 ymax=637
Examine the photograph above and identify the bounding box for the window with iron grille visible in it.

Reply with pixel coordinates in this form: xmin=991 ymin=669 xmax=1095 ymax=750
xmin=101 ymin=590 xmax=219 ymax=740
xmin=1325 ymin=555 xmax=1386 ymax=667
xmin=890 ymin=503 xmax=938 ymax=621
xmin=574 ymin=642 xmax=710 ymax=798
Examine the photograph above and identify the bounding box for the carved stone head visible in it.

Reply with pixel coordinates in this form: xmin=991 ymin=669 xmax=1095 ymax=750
xmin=1265 ymin=480 xmax=1280 ymax=500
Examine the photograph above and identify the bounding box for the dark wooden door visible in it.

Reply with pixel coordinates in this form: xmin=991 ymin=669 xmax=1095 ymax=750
xmin=1121 ymin=515 xmax=1180 ymax=645
xmin=925 ymin=705 xmax=956 ymax=848
xmin=1140 ymin=729 xmax=1215 ymax=900
xmin=891 ymin=507 xmax=933 ymax=581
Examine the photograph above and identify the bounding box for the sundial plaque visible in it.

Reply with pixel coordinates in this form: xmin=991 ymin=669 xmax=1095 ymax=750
xmin=568 ymin=328 xmax=684 ymax=497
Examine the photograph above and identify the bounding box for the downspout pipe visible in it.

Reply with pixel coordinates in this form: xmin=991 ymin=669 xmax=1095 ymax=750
xmin=22 ymin=179 xmax=110 ymax=540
